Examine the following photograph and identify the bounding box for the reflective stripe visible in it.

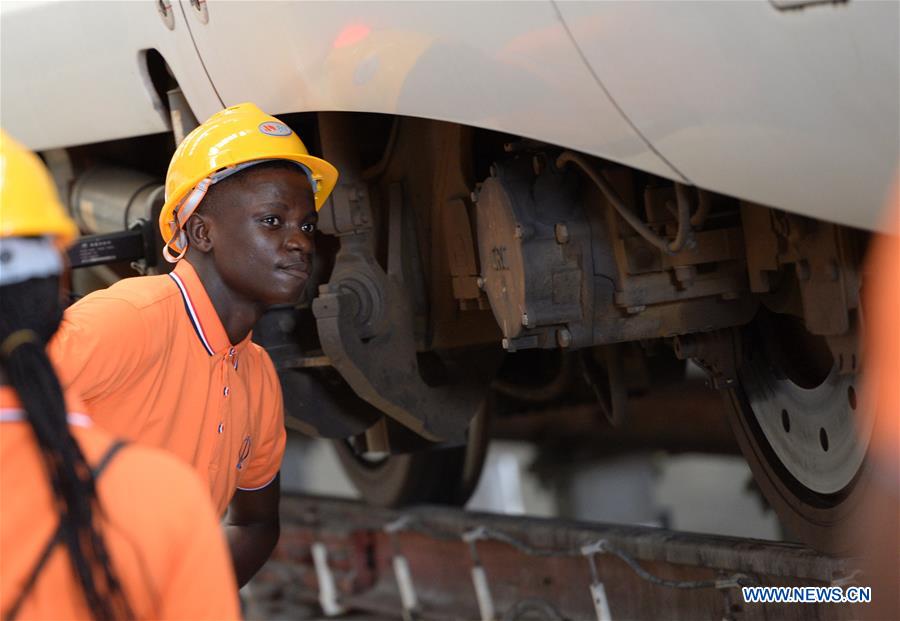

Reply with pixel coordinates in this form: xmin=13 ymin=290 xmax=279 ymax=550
xmin=67 ymin=413 xmax=93 ymax=428
xmin=168 ymin=272 xmax=215 ymax=356
xmin=0 ymin=409 xmax=92 ymax=427
xmin=0 ymin=237 xmax=63 ymax=287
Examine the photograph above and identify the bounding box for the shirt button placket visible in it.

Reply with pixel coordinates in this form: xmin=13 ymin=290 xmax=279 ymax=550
xmin=223 ymin=347 xmax=235 ymax=398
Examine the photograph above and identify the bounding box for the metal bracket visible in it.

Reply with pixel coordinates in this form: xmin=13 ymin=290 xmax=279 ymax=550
xmin=580 ymin=346 xmax=628 ymax=427
xmin=252 ymin=306 xmax=382 ymax=439
xmin=313 ymin=183 xmax=482 ymax=442
xmin=673 ymin=330 xmax=742 ymax=390
xmin=67 ymin=219 xmax=157 ymax=269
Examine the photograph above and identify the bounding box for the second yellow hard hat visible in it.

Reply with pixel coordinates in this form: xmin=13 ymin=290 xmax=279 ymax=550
xmin=0 ymin=130 xmax=78 ymax=246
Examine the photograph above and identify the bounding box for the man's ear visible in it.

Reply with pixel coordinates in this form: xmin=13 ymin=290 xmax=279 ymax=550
xmin=184 ymin=213 xmax=214 ymax=253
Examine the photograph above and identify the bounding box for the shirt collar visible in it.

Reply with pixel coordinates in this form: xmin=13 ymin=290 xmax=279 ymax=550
xmin=169 ymin=260 xmax=253 ymax=356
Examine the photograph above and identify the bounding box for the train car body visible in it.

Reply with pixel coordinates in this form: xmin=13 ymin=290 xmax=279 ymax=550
xmin=3 ymin=0 xmax=897 ymax=551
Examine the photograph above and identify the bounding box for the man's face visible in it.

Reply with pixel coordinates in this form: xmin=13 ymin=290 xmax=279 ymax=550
xmin=205 ymin=166 xmax=317 ymax=307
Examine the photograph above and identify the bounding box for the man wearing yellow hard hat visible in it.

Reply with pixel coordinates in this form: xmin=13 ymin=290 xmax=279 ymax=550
xmin=48 ymin=103 xmax=338 ymax=585
xmin=0 ymin=130 xmax=241 ymax=618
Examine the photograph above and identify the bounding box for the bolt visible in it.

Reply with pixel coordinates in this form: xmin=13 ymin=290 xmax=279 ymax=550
xmin=557 ymin=329 xmax=573 ymax=348
xmin=521 ymin=312 xmax=530 ymax=327
xmin=513 ymin=223 xmax=533 ymax=240
xmin=532 ymin=155 xmax=545 ymax=176
xmin=476 ymin=277 xmax=485 ymax=290
xmin=795 ymin=260 xmax=811 ymax=281
xmin=501 ymin=338 xmax=512 ymax=351
xmin=673 ymin=265 xmax=696 ymax=288
xmin=555 ymin=222 xmax=569 ymax=244
xmin=470 ymin=190 xmax=479 ymax=204
xmin=773 ymin=214 xmax=791 ymax=237
xmin=626 ymin=305 xmax=646 ymax=315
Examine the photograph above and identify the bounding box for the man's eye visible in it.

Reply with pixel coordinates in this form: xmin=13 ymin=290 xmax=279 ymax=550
xmin=262 ymin=216 xmax=281 ymax=226
xmin=300 ymin=222 xmax=316 ymax=234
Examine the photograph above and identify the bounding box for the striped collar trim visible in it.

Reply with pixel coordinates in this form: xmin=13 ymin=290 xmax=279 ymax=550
xmin=0 ymin=408 xmax=92 ymax=428
xmin=169 ymin=270 xmax=215 ymax=356
xmin=168 ymin=260 xmax=239 ymax=356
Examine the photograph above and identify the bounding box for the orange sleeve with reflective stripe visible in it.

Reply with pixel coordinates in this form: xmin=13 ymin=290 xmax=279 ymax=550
xmin=49 ymin=295 xmax=150 ymax=402
xmin=2 ymin=410 xmax=241 ymax=620
xmin=237 ymin=349 xmax=286 ymax=491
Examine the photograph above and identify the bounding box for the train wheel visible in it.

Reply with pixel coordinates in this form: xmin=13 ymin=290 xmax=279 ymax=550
xmin=724 ymin=312 xmax=873 ymax=552
xmin=332 ymin=402 xmax=490 ymax=507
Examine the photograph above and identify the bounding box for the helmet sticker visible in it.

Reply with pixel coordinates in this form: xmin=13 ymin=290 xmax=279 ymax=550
xmin=258 ymin=121 xmax=293 ymax=137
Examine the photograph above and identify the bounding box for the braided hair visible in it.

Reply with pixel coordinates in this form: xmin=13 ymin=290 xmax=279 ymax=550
xmin=0 ymin=276 xmax=133 ymax=620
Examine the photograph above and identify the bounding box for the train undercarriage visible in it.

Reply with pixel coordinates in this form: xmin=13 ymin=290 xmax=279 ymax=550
xmin=58 ymin=111 xmax=872 ymax=553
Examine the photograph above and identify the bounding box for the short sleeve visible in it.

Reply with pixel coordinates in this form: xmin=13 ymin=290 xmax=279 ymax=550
xmin=237 ymin=350 xmax=286 ymax=491
xmin=48 ymin=295 xmax=148 ymax=402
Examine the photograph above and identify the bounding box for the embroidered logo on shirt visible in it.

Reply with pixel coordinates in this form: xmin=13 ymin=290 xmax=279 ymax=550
xmin=236 ymin=436 xmax=252 ymax=470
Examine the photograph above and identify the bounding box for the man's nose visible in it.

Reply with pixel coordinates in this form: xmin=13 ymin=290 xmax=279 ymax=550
xmin=285 ymin=227 xmax=312 ymax=254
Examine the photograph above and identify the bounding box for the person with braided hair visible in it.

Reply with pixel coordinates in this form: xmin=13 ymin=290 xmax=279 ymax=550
xmin=0 ymin=130 xmax=241 ymax=620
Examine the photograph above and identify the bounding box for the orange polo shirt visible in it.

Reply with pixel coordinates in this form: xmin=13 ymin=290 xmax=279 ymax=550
xmin=0 ymin=387 xmax=240 ymax=619
xmin=49 ymin=259 xmax=286 ymax=515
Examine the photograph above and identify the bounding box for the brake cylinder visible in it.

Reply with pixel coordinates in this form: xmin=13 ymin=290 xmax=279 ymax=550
xmin=70 ymin=165 xmax=164 ymax=235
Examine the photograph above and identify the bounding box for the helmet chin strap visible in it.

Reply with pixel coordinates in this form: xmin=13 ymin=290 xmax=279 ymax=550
xmin=163 ymin=159 xmax=317 ymax=264
xmin=162 ymin=232 xmax=189 ymax=264
xmin=163 ymin=177 xmax=211 ymax=263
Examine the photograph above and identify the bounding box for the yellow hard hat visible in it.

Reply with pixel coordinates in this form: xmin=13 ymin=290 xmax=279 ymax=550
xmin=0 ymin=130 xmax=78 ymax=246
xmin=160 ymin=102 xmax=339 ymax=262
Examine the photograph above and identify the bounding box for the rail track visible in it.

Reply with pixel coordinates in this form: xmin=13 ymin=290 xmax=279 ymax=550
xmin=244 ymin=494 xmax=869 ymax=621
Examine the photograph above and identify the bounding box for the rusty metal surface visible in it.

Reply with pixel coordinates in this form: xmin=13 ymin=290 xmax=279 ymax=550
xmin=313 ymin=115 xmax=491 ymax=443
xmin=491 ymin=379 xmax=740 ymax=456
xmin=474 ymin=156 xmax=759 ymax=353
xmin=250 ymin=494 xmax=866 ymax=621
xmin=372 ymin=118 xmax=499 ymax=350
xmin=786 ymin=217 xmax=860 ymax=337
xmin=475 ymin=155 xmax=593 ymax=349
xmin=740 ymin=203 xmax=863 ymax=340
